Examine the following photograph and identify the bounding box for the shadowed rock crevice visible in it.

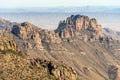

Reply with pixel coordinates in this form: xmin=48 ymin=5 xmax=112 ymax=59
xmin=11 ymin=25 xmax=20 ymax=36
xmin=108 ymin=65 xmax=118 ymax=80
xmin=47 ymin=62 xmax=54 ymax=75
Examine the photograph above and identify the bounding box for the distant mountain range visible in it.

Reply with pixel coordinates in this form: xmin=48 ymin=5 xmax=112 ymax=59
xmin=0 ymin=6 xmax=120 ymax=13
xmin=104 ymin=28 xmax=120 ymax=39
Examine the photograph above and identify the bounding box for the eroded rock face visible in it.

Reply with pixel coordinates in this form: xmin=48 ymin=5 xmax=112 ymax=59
xmin=11 ymin=22 xmax=38 ymax=40
xmin=56 ymin=15 xmax=103 ymax=41
xmin=11 ymin=22 xmax=45 ymax=50
xmin=11 ymin=22 xmax=61 ymax=51
xmin=0 ymin=30 xmax=18 ymax=51
xmin=39 ymin=29 xmax=61 ymax=44
xmin=0 ymin=38 xmax=18 ymax=51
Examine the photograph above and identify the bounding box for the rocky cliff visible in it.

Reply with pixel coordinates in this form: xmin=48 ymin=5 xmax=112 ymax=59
xmin=55 ymin=15 xmax=103 ymax=41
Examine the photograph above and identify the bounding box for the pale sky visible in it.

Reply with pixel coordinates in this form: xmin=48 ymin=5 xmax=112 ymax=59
xmin=0 ymin=0 xmax=120 ymax=8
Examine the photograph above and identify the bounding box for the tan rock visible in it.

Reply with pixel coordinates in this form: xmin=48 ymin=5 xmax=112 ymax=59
xmin=56 ymin=15 xmax=104 ymax=41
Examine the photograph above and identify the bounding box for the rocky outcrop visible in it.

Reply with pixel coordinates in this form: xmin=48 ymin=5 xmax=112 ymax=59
xmin=10 ymin=22 xmax=61 ymax=51
xmin=0 ymin=53 xmax=77 ymax=80
xmin=10 ymin=22 xmax=45 ymax=51
xmin=56 ymin=15 xmax=103 ymax=41
xmin=39 ymin=29 xmax=61 ymax=44
xmin=11 ymin=22 xmax=38 ymax=40
xmin=0 ymin=30 xmax=18 ymax=51
xmin=11 ymin=21 xmax=61 ymax=44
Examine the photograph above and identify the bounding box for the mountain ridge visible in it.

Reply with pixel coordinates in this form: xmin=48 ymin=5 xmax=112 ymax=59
xmin=104 ymin=28 xmax=120 ymax=40
xmin=0 ymin=14 xmax=120 ymax=80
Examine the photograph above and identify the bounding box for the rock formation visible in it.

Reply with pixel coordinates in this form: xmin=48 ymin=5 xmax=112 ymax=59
xmin=39 ymin=29 xmax=61 ymax=44
xmin=56 ymin=15 xmax=104 ymax=42
xmin=0 ymin=30 xmax=18 ymax=51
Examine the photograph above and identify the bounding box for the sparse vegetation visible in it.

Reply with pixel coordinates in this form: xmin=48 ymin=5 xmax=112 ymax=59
xmin=0 ymin=49 xmax=23 ymax=56
xmin=0 ymin=53 xmax=77 ymax=80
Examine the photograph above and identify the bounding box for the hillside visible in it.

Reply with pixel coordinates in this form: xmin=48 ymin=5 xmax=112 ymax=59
xmin=104 ymin=28 xmax=120 ymax=40
xmin=0 ymin=53 xmax=76 ymax=80
xmin=0 ymin=14 xmax=120 ymax=80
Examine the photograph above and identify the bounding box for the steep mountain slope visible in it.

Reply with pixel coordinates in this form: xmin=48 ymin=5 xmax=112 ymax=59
xmin=54 ymin=15 xmax=120 ymax=80
xmin=0 ymin=32 xmax=77 ymax=80
xmin=0 ymin=14 xmax=120 ymax=80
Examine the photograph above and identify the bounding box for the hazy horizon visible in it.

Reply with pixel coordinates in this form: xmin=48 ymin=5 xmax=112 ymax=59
xmin=0 ymin=0 xmax=119 ymax=8
xmin=0 ymin=12 xmax=120 ymax=31
xmin=0 ymin=0 xmax=119 ymax=31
